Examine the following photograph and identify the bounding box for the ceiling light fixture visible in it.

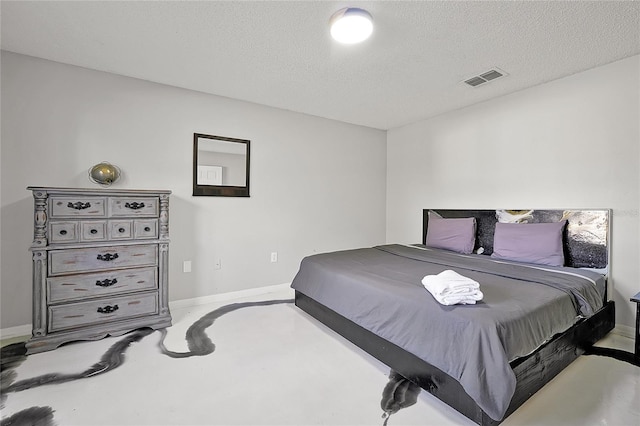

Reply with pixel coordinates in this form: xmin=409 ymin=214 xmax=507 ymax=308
xmin=330 ymin=8 xmax=373 ymax=44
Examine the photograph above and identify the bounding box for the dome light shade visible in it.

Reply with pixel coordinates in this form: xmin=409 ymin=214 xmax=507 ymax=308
xmin=330 ymin=8 xmax=373 ymax=44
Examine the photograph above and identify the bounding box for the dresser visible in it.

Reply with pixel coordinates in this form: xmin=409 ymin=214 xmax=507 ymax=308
xmin=26 ymin=187 xmax=172 ymax=354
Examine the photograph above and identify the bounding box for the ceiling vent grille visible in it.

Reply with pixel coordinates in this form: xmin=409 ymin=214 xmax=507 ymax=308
xmin=463 ymin=68 xmax=507 ymax=87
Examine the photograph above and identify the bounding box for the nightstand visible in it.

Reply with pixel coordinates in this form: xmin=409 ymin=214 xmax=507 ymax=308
xmin=631 ymin=292 xmax=640 ymax=357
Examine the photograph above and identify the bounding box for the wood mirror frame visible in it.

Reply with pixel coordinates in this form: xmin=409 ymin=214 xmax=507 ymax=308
xmin=193 ymin=133 xmax=250 ymax=197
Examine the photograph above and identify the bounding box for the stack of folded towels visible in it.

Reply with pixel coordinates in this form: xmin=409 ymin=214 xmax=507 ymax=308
xmin=421 ymin=270 xmax=483 ymax=306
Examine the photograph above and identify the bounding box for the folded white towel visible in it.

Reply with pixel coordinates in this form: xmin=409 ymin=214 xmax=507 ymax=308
xmin=422 ymin=270 xmax=483 ymax=305
xmin=422 ymin=270 xmax=479 ymax=294
xmin=439 ymin=293 xmax=483 ymax=305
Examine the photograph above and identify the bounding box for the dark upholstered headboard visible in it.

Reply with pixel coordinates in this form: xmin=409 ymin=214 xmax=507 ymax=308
xmin=422 ymin=209 xmax=610 ymax=270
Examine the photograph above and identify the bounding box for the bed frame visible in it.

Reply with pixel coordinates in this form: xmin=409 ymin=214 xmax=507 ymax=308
xmin=294 ymin=209 xmax=615 ymax=425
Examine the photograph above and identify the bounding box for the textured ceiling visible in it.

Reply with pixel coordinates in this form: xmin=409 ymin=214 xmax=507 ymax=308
xmin=2 ymin=1 xmax=639 ymax=130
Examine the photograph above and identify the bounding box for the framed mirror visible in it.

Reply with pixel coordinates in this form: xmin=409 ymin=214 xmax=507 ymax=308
xmin=193 ymin=133 xmax=250 ymax=197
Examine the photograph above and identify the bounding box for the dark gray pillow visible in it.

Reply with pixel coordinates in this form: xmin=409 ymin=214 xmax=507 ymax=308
xmin=491 ymin=220 xmax=567 ymax=266
xmin=425 ymin=214 xmax=476 ymax=254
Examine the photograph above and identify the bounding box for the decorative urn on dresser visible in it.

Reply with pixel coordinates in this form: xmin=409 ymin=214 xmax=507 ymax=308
xmin=26 ymin=187 xmax=172 ymax=354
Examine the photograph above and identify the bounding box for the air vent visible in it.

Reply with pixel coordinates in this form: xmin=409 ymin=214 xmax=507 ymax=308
xmin=463 ymin=68 xmax=507 ymax=87
xmin=464 ymin=76 xmax=486 ymax=87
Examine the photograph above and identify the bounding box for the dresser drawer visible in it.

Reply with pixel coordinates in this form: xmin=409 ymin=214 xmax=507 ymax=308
xmin=49 ymin=222 xmax=78 ymax=243
xmin=81 ymin=221 xmax=107 ymax=242
xmin=134 ymin=219 xmax=158 ymax=239
xmin=48 ymin=267 xmax=157 ymax=303
xmin=48 ymin=292 xmax=158 ymax=332
xmin=50 ymin=197 xmax=107 ymax=218
xmin=109 ymin=197 xmax=159 ymax=217
xmin=109 ymin=220 xmax=133 ymax=240
xmin=49 ymin=245 xmax=158 ymax=275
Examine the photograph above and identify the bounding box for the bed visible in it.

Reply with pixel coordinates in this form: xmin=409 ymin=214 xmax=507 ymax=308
xmin=291 ymin=209 xmax=615 ymax=425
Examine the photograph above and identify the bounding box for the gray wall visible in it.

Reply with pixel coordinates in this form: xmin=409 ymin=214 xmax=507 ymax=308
xmin=386 ymin=55 xmax=640 ymax=330
xmin=0 ymin=51 xmax=387 ymax=329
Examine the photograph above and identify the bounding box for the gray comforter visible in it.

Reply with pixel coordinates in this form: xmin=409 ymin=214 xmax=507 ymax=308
xmin=290 ymin=244 xmax=605 ymax=421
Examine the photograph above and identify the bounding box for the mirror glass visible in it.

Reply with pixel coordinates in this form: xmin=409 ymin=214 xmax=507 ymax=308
xmin=193 ymin=133 xmax=250 ymax=197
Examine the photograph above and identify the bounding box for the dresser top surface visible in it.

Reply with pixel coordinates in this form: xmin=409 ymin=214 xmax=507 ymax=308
xmin=28 ymin=186 xmax=171 ymax=195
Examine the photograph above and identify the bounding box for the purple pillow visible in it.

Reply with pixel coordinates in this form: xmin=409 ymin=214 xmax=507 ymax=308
xmin=425 ymin=214 xmax=476 ymax=254
xmin=491 ymin=220 xmax=567 ymax=266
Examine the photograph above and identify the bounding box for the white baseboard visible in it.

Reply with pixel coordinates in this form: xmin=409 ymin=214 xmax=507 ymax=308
xmin=612 ymin=324 xmax=635 ymax=339
xmin=0 ymin=283 xmax=293 ymax=340
xmin=0 ymin=324 xmax=32 ymax=340
xmin=168 ymin=283 xmax=293 ymax=310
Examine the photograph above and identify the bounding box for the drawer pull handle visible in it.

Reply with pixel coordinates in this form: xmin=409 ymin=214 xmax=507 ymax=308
xmin=97 ymin=305 xmax=119 ymax=314
xmin=144 ymin=227 xmax=151 ymax=232
xmin=96 ymin=278 xmax=118 ymax=287
xmin=68 ymin=201 xmax=91 ymax=210
xmin=90 ymin=229 xmax=98 ymax=234
xmin=59 ymin=230 xmax=68 ymax=235
xmin=125 ymin=202 xmax=145 ymax=210
xmin=118 ymin=228 xmax=126 ymax=233
xmin=97 ymin=253 xmax=119 ymax=261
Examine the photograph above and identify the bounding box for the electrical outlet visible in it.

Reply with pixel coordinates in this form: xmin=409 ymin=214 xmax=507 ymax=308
xmin=183 ymin=260 xmax=192 ymax=273
xmin=270 ymin=252 xmax=278 ymax=263
xmin=214 ymin=259 xmax=221 ymax=270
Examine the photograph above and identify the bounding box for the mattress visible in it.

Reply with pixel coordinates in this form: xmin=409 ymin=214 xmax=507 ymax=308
xmin=290 ymin=244 xmax=605 ymax=421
